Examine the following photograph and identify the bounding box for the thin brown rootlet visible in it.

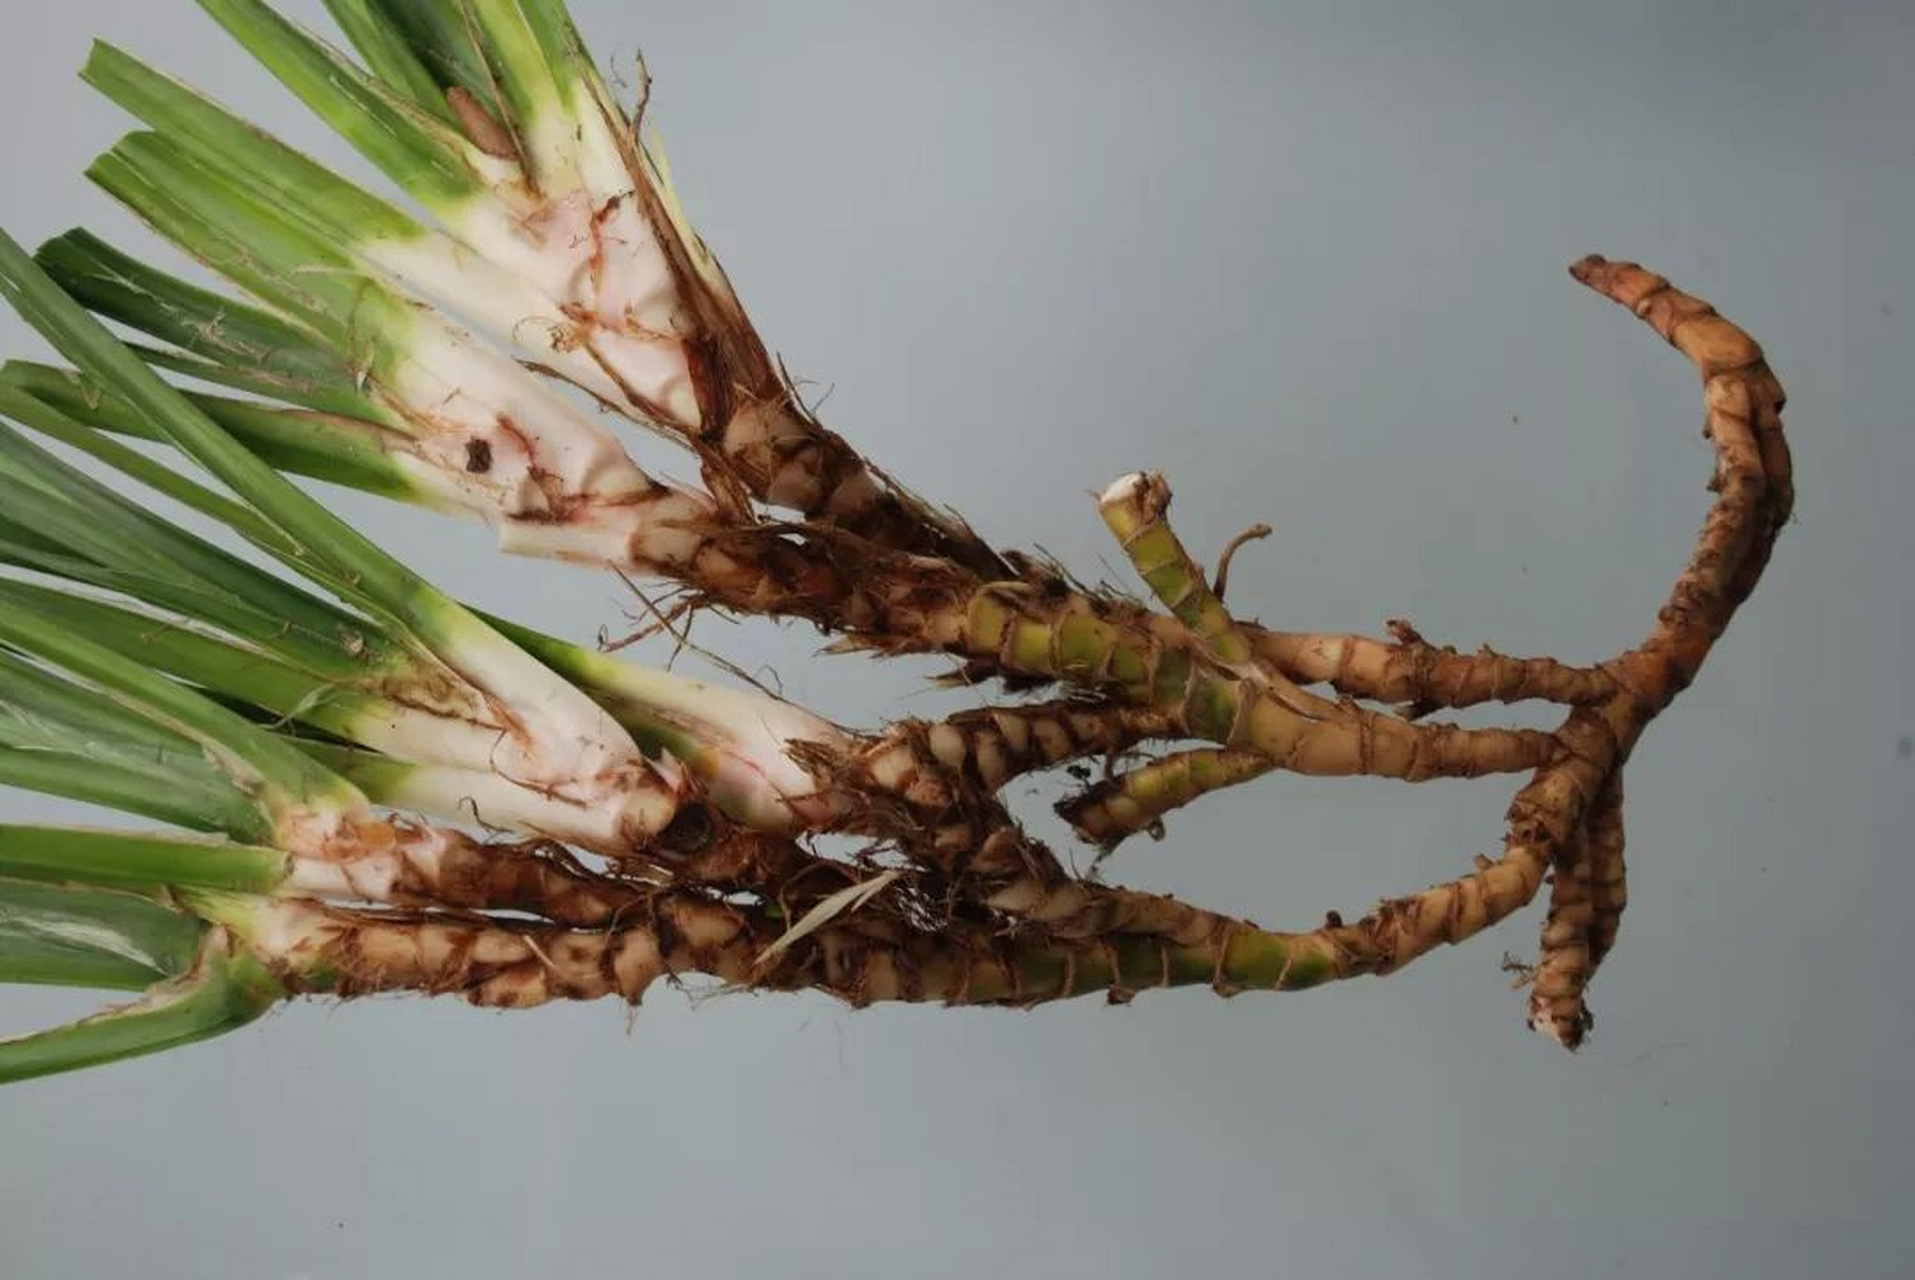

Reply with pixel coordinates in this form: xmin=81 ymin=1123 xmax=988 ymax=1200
xmin=272 ymin=255 xmax=1789 ymax=1051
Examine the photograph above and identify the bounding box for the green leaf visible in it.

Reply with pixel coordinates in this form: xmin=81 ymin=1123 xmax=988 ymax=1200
xmin=4 ymin=360 xmax=420 ymax=504
xmin=0 ymin=375 xmax=278 ymax=536
xmin=0 ymin=643 xmax=199 ymax=758
xmin=83 ymin=41 xmax=424 ymax=249
xmin=0 ymin=581 xmax=357 ymax=712
xmin=33 ymin=229 xmax=382 ymax=420
xmin=343 ymin=1 xmax=503 ymax=121
xmin=0 ymin=877 xmax=207 ymax=991
xmin=0 ymin=826 xmax=287 ymax=895
xmin=0 ymin=226 xmax=432 ymax=628
xmin=0 ymin=745 xmax=268 ymax=839
xmin=0 ymin=647 xmax=265 ymax=837
xmin=0 ymin=393 xmax=378 ymax=663
xmin=89 ymin=133 xmax=384 ymax=349
xmin=193 ymin=0 xmax=485 ymax=210
xmin=319 ymin=0 xmax=460 ymax=125
xmin=0 ymin=937 xmax=282 ymax=1084
xmin=0 ymin=577 xmax=359 ymax=819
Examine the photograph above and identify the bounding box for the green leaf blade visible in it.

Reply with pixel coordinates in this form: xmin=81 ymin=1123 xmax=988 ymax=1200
xmin=83 ymin=41 xmax=423 ymax=249
xmin=0 ymin=826 xmax=288 ymax=896
xmin=193 ymin=0 xmax=484 ymax=210
xmin=0 ymin=877 xmax=208 ymax=992
xmin=33 ymin=229 xmax=381 ymax=419
xmin=0 ymin=939 xmax=282 ymax=1084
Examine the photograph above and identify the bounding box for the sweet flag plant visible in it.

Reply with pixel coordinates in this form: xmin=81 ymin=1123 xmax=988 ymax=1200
xmin=0 ymin=0 xmax=1792 ymax=1080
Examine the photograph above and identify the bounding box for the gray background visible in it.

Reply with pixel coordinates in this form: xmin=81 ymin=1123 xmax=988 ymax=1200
xmin=1 ymin=2 xmax=1909 ymax=1277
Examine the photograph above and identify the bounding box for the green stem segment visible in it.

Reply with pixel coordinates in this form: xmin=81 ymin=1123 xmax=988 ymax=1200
xmin=1057 ymin=749 xmax=1274 ymax=849
xmin=1098 ymin=472 xmax=1256 ymax=665
xmin=956 ymin=584 xmax=1556 ymax=780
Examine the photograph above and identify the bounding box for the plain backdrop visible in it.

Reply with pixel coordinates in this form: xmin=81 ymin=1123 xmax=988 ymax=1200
xmin=0 ymin=3 xmax=1909 ymax=1278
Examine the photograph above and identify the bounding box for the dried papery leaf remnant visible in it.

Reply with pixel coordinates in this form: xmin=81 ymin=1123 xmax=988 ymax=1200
xmin=0 ymin=0 xmax=1791 ymax=1084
